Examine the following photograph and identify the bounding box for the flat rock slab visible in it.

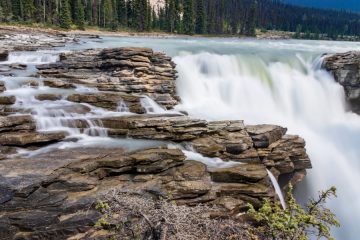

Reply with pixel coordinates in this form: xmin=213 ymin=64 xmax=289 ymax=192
xmin=0 ymin=131 xmax=67 ymax=146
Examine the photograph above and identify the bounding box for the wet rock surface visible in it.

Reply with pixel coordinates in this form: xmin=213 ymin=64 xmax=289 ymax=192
xmin=323 ymin=51 xmax=360 ymax=114
xmin=0 ymin=38 xmax=312 ymax=239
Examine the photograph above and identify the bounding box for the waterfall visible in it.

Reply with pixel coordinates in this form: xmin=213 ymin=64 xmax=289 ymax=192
xmin=140 ymin=96 xmax=168 ymax=114
xmin=3 ymin=51 xmax=60 ymax=64
xmin=267 ymin=169 xmax=287 ymax=210
xmin=174 ymin=52 xmax=360 ymax=239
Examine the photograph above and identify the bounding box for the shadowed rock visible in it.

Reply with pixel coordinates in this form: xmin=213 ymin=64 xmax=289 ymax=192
xmin=323 ymin=51 xmax=360 ymax=114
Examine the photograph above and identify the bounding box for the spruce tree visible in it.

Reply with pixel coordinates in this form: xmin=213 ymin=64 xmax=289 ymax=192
xmin=245 ymin=0 xmax=257 ymax=36
xmin=23 ymin=0 xmax=35 ymax=22
xmin=195 ymin=0 xmax=205 ymax=34
xmin=174 ymin=0 xmax=181 ymax=33
xmin=182 ymin=0 xmax=194 ymax=35
xmin=117 ymin=0 xmax=127 ymax=27
xmin=75 ymin=0 xmax=85 ymax=30
xmin=59 ymin=0 xmax=72 ymax=29
xmin=12 ymin=0 xmax=22 ymax=21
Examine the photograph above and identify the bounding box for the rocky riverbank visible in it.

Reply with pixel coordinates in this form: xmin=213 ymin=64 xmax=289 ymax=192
xmin=0 ymin=30 xmax=312 ymax=239
xmin=323 ymin=51 xmax=360 ymax=114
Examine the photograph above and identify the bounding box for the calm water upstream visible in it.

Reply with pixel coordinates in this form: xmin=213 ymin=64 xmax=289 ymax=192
xmin=3 ymin=36 xmax=360 ymax=239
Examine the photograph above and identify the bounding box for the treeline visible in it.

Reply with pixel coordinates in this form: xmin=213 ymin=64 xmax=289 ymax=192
xmin=0 ymin=0 xmax=359 ymax=39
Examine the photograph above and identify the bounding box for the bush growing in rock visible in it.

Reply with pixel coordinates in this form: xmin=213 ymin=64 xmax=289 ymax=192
xmin=248 ymin=184 xmax=340 ymax=240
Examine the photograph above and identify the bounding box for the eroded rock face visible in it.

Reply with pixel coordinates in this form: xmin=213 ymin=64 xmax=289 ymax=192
xmin=0 ymin=147 xmax=271 ymax=239
xmin=323 ymin=51 xmax=360 ymax=113
xmin=37 ymin=47 xmax=179 ymax=109
xmin=0 ymin=45 xmax=313 ymax=239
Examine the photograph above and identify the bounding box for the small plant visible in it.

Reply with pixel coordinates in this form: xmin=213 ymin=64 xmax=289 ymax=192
xmin=95 ymin=200 xmax=109 ymax=211
xmin=248 ymin=184 xmax=340 ymax=240
xmin=95 ymin=217 xmax=110 ymax=228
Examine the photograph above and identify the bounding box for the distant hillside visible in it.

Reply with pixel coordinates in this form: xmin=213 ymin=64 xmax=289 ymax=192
xmin=281 ymin=0 xmax=360 ymax=12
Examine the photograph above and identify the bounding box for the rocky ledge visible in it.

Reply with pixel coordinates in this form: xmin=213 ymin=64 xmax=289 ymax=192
xmin=323 ymin=51 xmax=360 ymax=114
xmin=37 ymin=47 xmax=179 ymax=109
xmin=0 ymin=45 xmax=312 ymax=239
xmin=0 ymin=26 xmax=76 ymax=57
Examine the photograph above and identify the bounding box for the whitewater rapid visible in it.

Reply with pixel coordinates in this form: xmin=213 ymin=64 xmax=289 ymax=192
xmin=174 ymin=52 xmax=360 ymax=239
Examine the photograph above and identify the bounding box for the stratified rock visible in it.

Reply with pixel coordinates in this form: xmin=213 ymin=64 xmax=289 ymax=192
xmin=0 ymin=131 xmax=67 ymax=146
xmin=10 ymin=63 xmax=27 ymax=70
xmin=0 ymin=115 xmax=34 ymax=132
xmin=246 ymin=124 xmax=287 ymax=148
xmin=37 ymin=47 xmax=178 ymax=109
xmin=209 ymin=164 xmax=268 ymax=183
xmin=0 ymin=95 xmax=16 ymax=105
xmin=67 ymin=92 xmax=145 ymax=113
xmin=43 ymin=79 xmax=76 ymax=89
xmin=323 ymin=51 xmax=360 ymax=113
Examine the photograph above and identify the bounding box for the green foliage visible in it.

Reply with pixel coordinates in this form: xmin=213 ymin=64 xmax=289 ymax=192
xmin=248 ymin=184 xmax=340 ymax=240
xmin=74 ymin=0 xmax=85 ymax=30
xmin=59 ymin=0 xmax=72 ymax=29
xmin=1 ymin=0 xmax=360 ymax=39
xmin=183 ymin=0 xmax=194 ymax=35
xmin=195 ymin=0 xmax=206 ymax=34
xmin=96 ymin=200 xmax=110 ymax=211
xmin=95 ymin=217 xmax=110 ymax=228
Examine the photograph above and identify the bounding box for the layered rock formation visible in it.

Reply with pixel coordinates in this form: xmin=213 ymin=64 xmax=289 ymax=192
xmin=0 ymin=46 xmax=312 ymax=239
xmin=37 ymin=47 xmax=179 ymax=109
xmin=0 ymin=26 xmax=76 ymax=52
xmin=323 ymin=51 xmax=360 ymax=114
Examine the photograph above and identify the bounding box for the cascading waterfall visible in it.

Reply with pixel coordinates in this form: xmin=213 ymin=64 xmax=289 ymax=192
xmin=174 ymin=52 xmax=360 ymax=239
xmin=267 ymin=169 xmax=287 ymax=210
xmin=4 ymin=51 xmax=60 ymax=64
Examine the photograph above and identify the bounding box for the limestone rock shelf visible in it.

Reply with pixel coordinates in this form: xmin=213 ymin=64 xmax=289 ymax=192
xmin=0 ymin=45 xmax=312 ymax=239
xmin=37 ymin=47 xmax=179 ymax=109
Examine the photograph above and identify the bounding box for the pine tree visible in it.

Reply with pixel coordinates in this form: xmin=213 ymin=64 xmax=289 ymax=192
xmin=59 ymin=0 xmax=72 ymax=29
xmin=174 ymin=0 xmax=181 ymax=33
xmin=117 ymin=0 xmax=127 ymax=27
xmin=244 ymin=0 xmax=257 ymax=36
xmin=74 ymin=0 xmax=85 ymax=30
xmin=151 ymin=8 xmax=158 ymax=30
xmin=23 ymin=0 xmax=35 ymax=22
xmin=12 ymin=0 xmax=22 ymax=21
xmin=146 ymin=0 xmax=151 ymax=31
xmin=182 ymin=0 xmax=194 ymax=35
xmin=195 ymin=0 xmax=205 ymax=34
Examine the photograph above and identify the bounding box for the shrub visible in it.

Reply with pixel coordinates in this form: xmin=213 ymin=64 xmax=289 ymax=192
xmin=248 ymin=184 xmax=340 ymax=240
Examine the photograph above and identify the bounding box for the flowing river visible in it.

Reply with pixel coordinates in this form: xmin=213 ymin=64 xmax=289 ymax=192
xmin=2 ymin=36 xmax=360 ymax=239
